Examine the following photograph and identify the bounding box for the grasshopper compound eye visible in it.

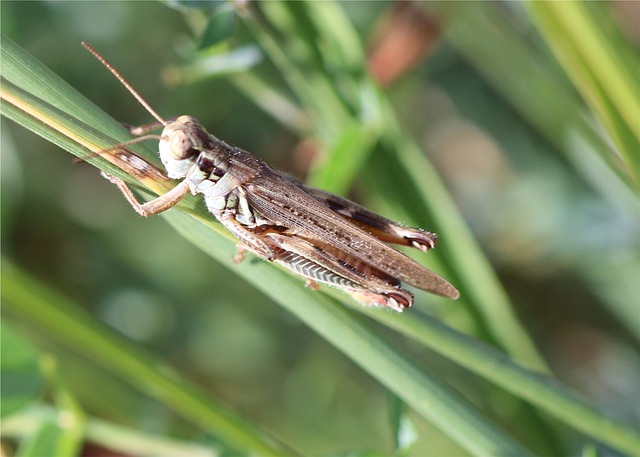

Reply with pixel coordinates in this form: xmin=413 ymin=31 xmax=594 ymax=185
xmin=167 ymin=130 xmax=193 ymax=161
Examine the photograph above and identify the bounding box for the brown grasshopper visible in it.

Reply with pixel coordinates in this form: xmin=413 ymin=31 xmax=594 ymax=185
xmin=83 ymin=43 xmax=459 ymax=312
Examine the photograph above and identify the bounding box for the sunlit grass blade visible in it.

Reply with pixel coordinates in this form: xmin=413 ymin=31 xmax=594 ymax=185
xmin=525 ymin=1 xmax=639 ymax=184
xmin=240 ymin=2 xmax=381 ymax=194
xmin=3 ymin=405 xmax=217 ymax=457
xmin=2 ymin=260 xmax=298 ymax=457
xmin=43 ymin=357 xmax=86 ymax=457
xmin=424 ymin=2 xmax=638 ymax=195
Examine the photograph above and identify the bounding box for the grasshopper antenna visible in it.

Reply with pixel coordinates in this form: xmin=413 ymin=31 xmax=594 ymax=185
xmin=82 ymin=41 xmax=168 ymax=127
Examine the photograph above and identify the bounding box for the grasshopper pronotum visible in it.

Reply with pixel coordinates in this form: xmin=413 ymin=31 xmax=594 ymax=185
xmin=83 ymin=42 xmax=459 ymax=312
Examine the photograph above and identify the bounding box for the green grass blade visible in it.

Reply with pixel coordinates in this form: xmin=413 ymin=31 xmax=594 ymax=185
xmin=359 ymin=308 xmax=640 ymax=455
xmin=375 ymin=97 xmax=549 ymax=371
xmin=1 ymin=324 xmax=44 ymax=419
xmin=240 ymin=3 xmax=382 ymax=194
xmin=1 ymin=260 xmax=296 ymax=457
xmin=14 ymin=419 xmax=70 ymax=457
xmin=3 ymin=405 xmax=217 ymax=457
xmin=526 ymin=1 xmax=639 ymax=183
xmin=425 ymin=2 xmax=638 ymax=195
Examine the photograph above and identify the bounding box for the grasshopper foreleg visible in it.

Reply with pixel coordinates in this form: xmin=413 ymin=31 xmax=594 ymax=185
xmin=101 ymin=172 xmax=189 ymax=217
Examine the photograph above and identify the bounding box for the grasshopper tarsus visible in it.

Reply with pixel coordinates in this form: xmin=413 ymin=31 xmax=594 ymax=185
xmin=101 ymin=171 xmax=189 ymax=218
xmin=233 ymin=246 xmax=246 ymax=264
xmin=305 ymin=279 xmax=320 ymax=291
xmin=407 ymin=231 xmax=437 ymax=252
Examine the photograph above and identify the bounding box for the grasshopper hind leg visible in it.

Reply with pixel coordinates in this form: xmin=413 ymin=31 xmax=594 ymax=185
xmin=268 ymin=234 xmax=414 ymax=312
xmin=346 ymin=289 xmax=412 ymax=313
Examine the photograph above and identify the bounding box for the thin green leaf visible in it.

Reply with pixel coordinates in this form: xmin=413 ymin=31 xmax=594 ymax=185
xmin=43 ymin=358 xmax=86 ymax=457
xmin=1 ymin=324 xmax=43 ymax=418
xmin=387 ymin=395 xmax=417 ymax=457
xmin=3 ymin=405 xmax=217 ymax=457
xmin=198 ymin=6 xmax=236 ymax=50
xmin=1 ymin=259 xmax=297 ymax=457
xmin=15 ymin=419 xmax=71 ymax=457
xmin=174 ymin=46 xmax=263 ymax=82
xmin=525 ymin=1 xmax=640 ymax=183
xmin=425 ymin=2 xmax=638 ymax=195
xmin=307 ymin=120 xmax=380 ymax=195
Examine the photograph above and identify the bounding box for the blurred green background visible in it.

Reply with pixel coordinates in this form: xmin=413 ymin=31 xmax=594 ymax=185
xmin=1 ymin=1 xmax=638 ymax=456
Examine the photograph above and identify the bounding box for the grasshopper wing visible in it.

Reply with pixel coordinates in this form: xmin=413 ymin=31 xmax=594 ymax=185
xmin=243 ymin=164 xmax=459 ymax=300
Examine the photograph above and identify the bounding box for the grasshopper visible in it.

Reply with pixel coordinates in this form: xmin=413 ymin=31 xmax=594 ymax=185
xmin=83 ymin=43 xmax=459 ymax=312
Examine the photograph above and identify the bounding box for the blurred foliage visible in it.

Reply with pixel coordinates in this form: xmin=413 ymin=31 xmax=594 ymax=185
xmin=1 ymin=1 xmax=638 ymax=456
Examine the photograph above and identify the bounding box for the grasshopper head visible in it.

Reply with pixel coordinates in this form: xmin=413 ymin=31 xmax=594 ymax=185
xmin=159 ymin=115 xmax=209 ymax=179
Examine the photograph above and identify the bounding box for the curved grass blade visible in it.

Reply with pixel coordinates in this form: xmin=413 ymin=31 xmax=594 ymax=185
xmin=1 ymin=260 xmax=298 ymax=457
